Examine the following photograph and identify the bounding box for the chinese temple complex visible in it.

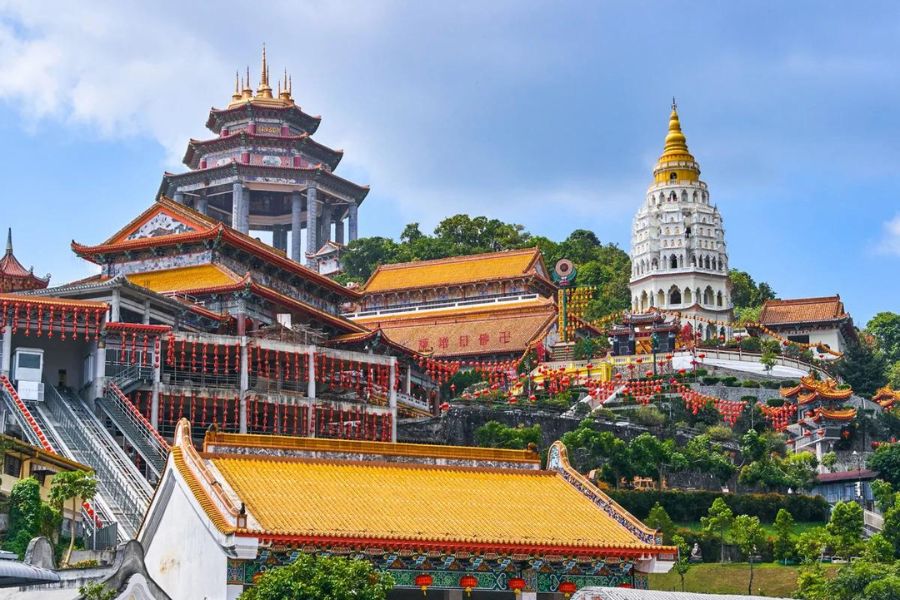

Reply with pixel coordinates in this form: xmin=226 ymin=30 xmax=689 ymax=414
xmin=139 ymin=420 xmax=674 ymax=599
xmin=752 ymin=296 xmax=855 ymax=359
xmin=608 ymin=312 xmax=679 ymax=356
xmin=346 ymin=248 xmax=559 ymax=361
xmin=157 ymin=47 xmax=367 ymax=269
xmin=0 ymin=229 xmax=50 ymax=293
xmin=628 ymin=102 xmax=732 ymax=339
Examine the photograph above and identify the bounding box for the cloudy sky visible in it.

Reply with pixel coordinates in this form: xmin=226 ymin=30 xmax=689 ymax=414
xmin=0 ymin=1 xmax=897 ymax=324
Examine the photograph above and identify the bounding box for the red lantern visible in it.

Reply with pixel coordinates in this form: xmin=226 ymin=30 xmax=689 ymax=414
xmin=559 ymin=582 xmax=577 ymax=598
xmin=415 ymin=574 xmax=433 ymax=595
xmin=460 ymin=575 xmax=478 ymax=596
xmin=508 ymin=577 xmax=526 ymax=595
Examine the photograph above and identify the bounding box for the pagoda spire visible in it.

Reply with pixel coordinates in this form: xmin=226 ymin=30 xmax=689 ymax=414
xmin=5 ymin=228 xmax=11 ymax=255
xmin=231 ymin=71 xmax=242 ymax=103
xmin=256 ymin=44 xmax=273 ymax=99
xmin=241 ymin=66 xmax=253 ymax=100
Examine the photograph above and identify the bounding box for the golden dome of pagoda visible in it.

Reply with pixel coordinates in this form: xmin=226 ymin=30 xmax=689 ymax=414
xmin=653 ymin=99 xmax=700 ymax=184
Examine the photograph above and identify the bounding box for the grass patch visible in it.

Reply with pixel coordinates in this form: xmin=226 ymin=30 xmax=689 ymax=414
xmin=649 ymin=562 xmax=837 ymax=596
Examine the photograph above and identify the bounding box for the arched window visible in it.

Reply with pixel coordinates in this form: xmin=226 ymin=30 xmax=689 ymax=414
xmin=669 ymin=254 xmax=677 ymax=269
xmin=669 ymin=286 xmax=682 ymax=305
xmin=681 ymin=190 xmax=688 ymax=203
xmin=704 ymin=256 xmax=711 ymax=269
xmin=651 ymin=258 xmax=658 ymax=270
xmin=712 ymin=257 xmax=717 ymax=271
xmin=684 ymin=287 xmax=692 ymax=304
xmin=657 ymin=290 xmax=665 ymax=307
xmin=717 ymin=291 xmax=723 ymax=307
xmin=691 ymin=255 xmax=697 ymax=267
xmin=703 ymin=286 xmax=714 ymax=305
xmin=692 ymin=191 xmax=698 ymax=202
xmin=640 ymin=291 xmax=648 ymax=311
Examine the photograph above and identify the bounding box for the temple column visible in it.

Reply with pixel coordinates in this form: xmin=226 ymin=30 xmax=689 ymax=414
xmin=348 ymin=203 xmax=358 ymax=241
xmin=319 ymin=203 xmax=332 ymax=246
xmin=307 ymin=347 xmax=316 ymax=437
xmin=1 ymin=325 xmax=11 ymax=377
xmin=195 ymin=193 xmax=208 ymax=216
xmin=334 ymin=218 xmax=345 ymax=244
xmin=142 ymin=300 xmax=151 ymax=325
xmin=389 ymin=357 xmax=397 ymax=442
xmin=93 ymin=339 xmax=107 ymax=400
xmin=110 ymin=288 xmax=121 ymax=323
xmin=173 ymin=192 xmax=184 ymax=204
xmin=306 ymin=185 xmax=318 ymax=264
xmin=272 ymin=227 xmax=287 ymax=252
xmin=232 ymin=183 xmax=249 ymax=234
xmin=151 ymin=350 xmax=161 ymax=429
xmin=404 ymin=365 xmax=411 ymax=395
xmin=521 ymin=592 xmax=537 ymax=600
xmin=291 ymin=191 xmax=303 ymax=262
xmin=237 ymin=308 xmax=249 ymax=434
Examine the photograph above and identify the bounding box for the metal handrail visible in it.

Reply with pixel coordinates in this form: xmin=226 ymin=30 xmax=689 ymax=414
xmin=105 ymin=383 xmax=169 ymax=459
xmin=43 ymin=384 xmax=151 ymax=538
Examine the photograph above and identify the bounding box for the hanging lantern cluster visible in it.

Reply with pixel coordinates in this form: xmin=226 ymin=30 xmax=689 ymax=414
xmin=313 ymin=353 xmax=393 ymax=398
xmin=309 ymin=403 xmax=392 ymax=441
xmin=106 ymin=323 xmax=171 ymax=367
xmin=759 ymin=402 xmax=797 ymax=431
xmin=750 ymin=323 xmax=843 ymax=358
xmin=167 ymin=335 xmax=243 ymax=376
xmin=159 ymin=391 xmax=243 ymax=433
xmin=418 ymin=357 xmax=461 ymax=385
xmin=248 ymin=345 xmax=312 ymax=384
xmin=1 ymin=299 xmax=104 ymax=340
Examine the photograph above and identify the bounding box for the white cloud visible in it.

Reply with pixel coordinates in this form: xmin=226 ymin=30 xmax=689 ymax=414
xmin=875 ymin=214 xmax=900 ymax=256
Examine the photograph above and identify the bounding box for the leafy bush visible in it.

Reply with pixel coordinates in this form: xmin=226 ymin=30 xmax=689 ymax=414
xmin=766 ymin=398 xmax=785 ymax=407
xmin=695 ymin=369 xmax=708 ymax=377
xmin=3 ymin=478 xmax=44 ymax=559
xmin=740 ymin=337 xmax=762 ymax=352
xmin=702 ymin=376 xmax=721 ymax=385
xmin=474 ymin=421 xmax=541 ymax=450
xmin=606 ymin=489 xmax=829 ymax=523
xmin=721 ymin=376 xmax=739 ymax=387
xmin=741 ymin=380 xmax=760 ymax=388
xmin=634 ymin=405 xmax=666 ymax=427
xmin=705 ymin=425 xmax=733 ymax=442
xmin=761 ymin=380 xmax=782 ymax=389
xmin=592 ymin=408 xmax=615 ymax=421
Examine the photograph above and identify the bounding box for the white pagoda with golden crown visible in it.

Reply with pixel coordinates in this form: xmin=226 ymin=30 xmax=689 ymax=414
xmin=628 ymin=102 xmax=732 ymax=339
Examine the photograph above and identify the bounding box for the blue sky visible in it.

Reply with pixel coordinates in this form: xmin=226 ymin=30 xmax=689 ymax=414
xmin=0 ymin=1 xmax=897 ymax=325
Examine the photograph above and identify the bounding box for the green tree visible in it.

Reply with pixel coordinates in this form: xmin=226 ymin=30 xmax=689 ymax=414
xmin=473 ymin=422 xmax=541 ymax=450
xmin=888 ymin=360 xmax=900 ymax=388
xmin=682 ymin=434 xmax=737 ymax=485
xmin=882 ymin=503 xmax=900 ymax=556
xmin=49 ymin=470 xmax=98 ymax=566
xmin=838 ymin=338 xmax=888 ymax=397
xmin=821 ymin=451 xmax=837 ymax=472
xmin=731 ymin=514 xmax=766 ymax=594
xmin=628 ymin=433 xmax=686 ymax=490
xmin=645 ymin=502 xmax=675 ymax=544
xmin=239 ymin=554 xmax=394 ymax=600
xmin=560 ymin=420 xmax=634 ymax=485
xmin=795 ymin=562 xmax=829 ymax=600
xmin=728 ymin=269 xmax=775 ymax=309
xmin=3 ymin=477 xmax=44 ymax=559
xmin=700 ymin=497 xmax=733 ymax=563
xmin=79 ymin=582 xmax=117 ymax=600
xmin=339 ymin=236 xmax=407 ymax=282
xmin=772 ymin=508 xmax=795 ymax=563
xmin=870 ymin=479 xmax=896 ymax=513
xmin=671 ymin=534 xmax=692 ymax=592
xmin=868 ymin=443 xmax=900 ymax=487
xmin=861 ymin=533 xmax=895 ymax=563
xmin=867 ymin=311 xmax=900 ymax=365
xmin=760 ymin=346 xmax=777 ymax=372
xmin=826 ymin=500 xmax=863 ymax=560
xmin=795 ymin=527 xmax=829 ymax=564
xmin=863 ymin=576 xmax=900 ymax=600
xmin=825 ymin=559 xmax=895 ymax=600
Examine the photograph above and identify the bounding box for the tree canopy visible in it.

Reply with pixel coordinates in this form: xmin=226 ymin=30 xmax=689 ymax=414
xmin=239 ymin=554 xmax=394 ymax=600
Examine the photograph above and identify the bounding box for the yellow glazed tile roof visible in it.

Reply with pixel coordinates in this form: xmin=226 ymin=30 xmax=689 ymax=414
xmin=362 ymin=248 xmax=543 ymax=293
xmin=211 ymin=455 xmax=650 ymax=550
xmin=127 ymin=264 xmax=241 ymax=294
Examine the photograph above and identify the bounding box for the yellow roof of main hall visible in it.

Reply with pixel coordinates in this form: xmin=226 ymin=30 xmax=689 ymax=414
xmin=166 ymin=421 xmax=667 ymax=555
xmin=362 ymin=248 xmax=545 ymax=293
xmin=126 ymin=264 xmax=242 ymax=294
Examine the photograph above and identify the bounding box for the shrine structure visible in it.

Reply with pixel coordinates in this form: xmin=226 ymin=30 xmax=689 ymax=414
xmin=345 ymin=248 xmax=559 ymax=362
xmin=139 ymin=419 xmax=675 ymax=599
xmin=753 ymin=296 xmax=855 ymax=359
xmin=0 ymin=229 xmax=49 ymax=293
xmin=157 ymin=47 xmax=368 ymax=268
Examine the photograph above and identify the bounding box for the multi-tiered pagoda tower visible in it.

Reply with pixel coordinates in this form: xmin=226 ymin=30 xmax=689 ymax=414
xmin=158 ymin=47 xmax=369 ymax=267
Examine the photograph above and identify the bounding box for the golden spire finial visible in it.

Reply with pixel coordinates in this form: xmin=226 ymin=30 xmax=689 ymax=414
xmin=652 ymin=100 xmax=699 ymax=183
xmin=241 ymin=66 xmax=253 ymax=100
xmin=279 ymin=67 xmax=292 ymax=101
xmin=231 ymin=71 xmax=242 ymax=102
xmin=256 ymin=44 xmax=273 ymax=98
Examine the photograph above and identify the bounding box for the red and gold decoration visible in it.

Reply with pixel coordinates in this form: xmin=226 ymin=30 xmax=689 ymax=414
xmin=0 ymin=296 xmax=105 ymax=340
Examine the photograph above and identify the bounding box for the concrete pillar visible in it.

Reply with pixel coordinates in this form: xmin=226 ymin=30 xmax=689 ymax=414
xmin=307 ymin=347 xmax=316 ymax=437
xmin=196 ymin=194 xmax=208 ymax=216
xmin=446 ymin=590 xmax=463 ymax=600
xmin=306 ymin=185 xmax=318 ymax=263
xmin=334 ymin=218 xmax=345 ymax=244
xmin=348 ymin=203 xmax=358 ymax=241
xmin=1 ymin=326 xmax=11 ymax=377
xmin=404 ymin=364 xmax=411 ymax=395
xmin=319 ymin=203 xmax=332 ymax=247
xmin=389 ymin=357 xmax=398 ymax=442
xmin=93 ymin=340 xmax=107 ymax=399
xmin=232 ymin=183 xmax=248 ymax=233
xmin=291 ymin=191 xmax=303 ymax=263
xmin=521 ymin=592 xmax=537 ymax=600
xmin=151 ymin=353 xmax=161 ymax=429
xmin=173 ymin=191 xmax=184 ymax=204
xmin=110 ymin=289 xmax=121 ymax=323
xmin=272 ymin=227 xmax=287 ymax=252
xmin=142 ymin=300 xmax=151 ymax=325
xmin=238 ymin=311 xmax=249 ymax=434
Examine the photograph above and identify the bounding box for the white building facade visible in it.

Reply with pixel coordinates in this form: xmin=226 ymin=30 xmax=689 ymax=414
xmin=629 ymin=103 xmax=732 ymax=339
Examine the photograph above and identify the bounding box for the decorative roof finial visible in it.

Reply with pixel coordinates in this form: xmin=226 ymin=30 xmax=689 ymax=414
xmin=672 ymin=96 xmax=677 ymax=111
xmin=256 ymin=44 xmax=273 ymax=98
xmin=241 ymin=66 xmax=253 ymax=100
xmin=231 ymin=71 xmax=242 ymax=103
xmin=279 ymin=67 xmax=292 ymax=101
xmin=5 ymin=228 xmax=11 ymax=255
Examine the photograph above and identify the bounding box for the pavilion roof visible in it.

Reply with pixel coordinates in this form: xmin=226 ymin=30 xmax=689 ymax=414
xmin=353 ymin=298 xmax=556 ymax=358
xmin=71 ymin=198 xmax=359 ymax=301
xmin=164 ymin=420 xmax=670 ymax=557
xmin=361 ymin=248 xmax=553 ymax=294
xmin=759 ymin=296 xmax=850 ymax=326
xmin=182 ymin=131 xmax=343 ymax=170
xmin=0 ymin=229 xmax=49 ymax=290
xmin=781 ymin=374 xmax=853 ymax=403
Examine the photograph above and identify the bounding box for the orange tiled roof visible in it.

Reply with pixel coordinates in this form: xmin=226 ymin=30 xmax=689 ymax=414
xmin=781 ymin=374 xmax=853 ymax=402
xmin=126 ymin=264 xmax=243 ymax=294
xmin=759 ymin=296 xmax=848 ymax=326
xmin=168 ymin=421 xmax=668 ymax=555
xmin=362 ymin=248 xmax=548 ymax=293
xmin=355 ymin=299 xmax=556 ymax=357
xmin=0 ymin=293 xmax=107 ymax=310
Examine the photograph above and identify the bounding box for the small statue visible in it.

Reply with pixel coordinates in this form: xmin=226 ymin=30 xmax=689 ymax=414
xmin=689 ymin=542 xmax=703 ymax=563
